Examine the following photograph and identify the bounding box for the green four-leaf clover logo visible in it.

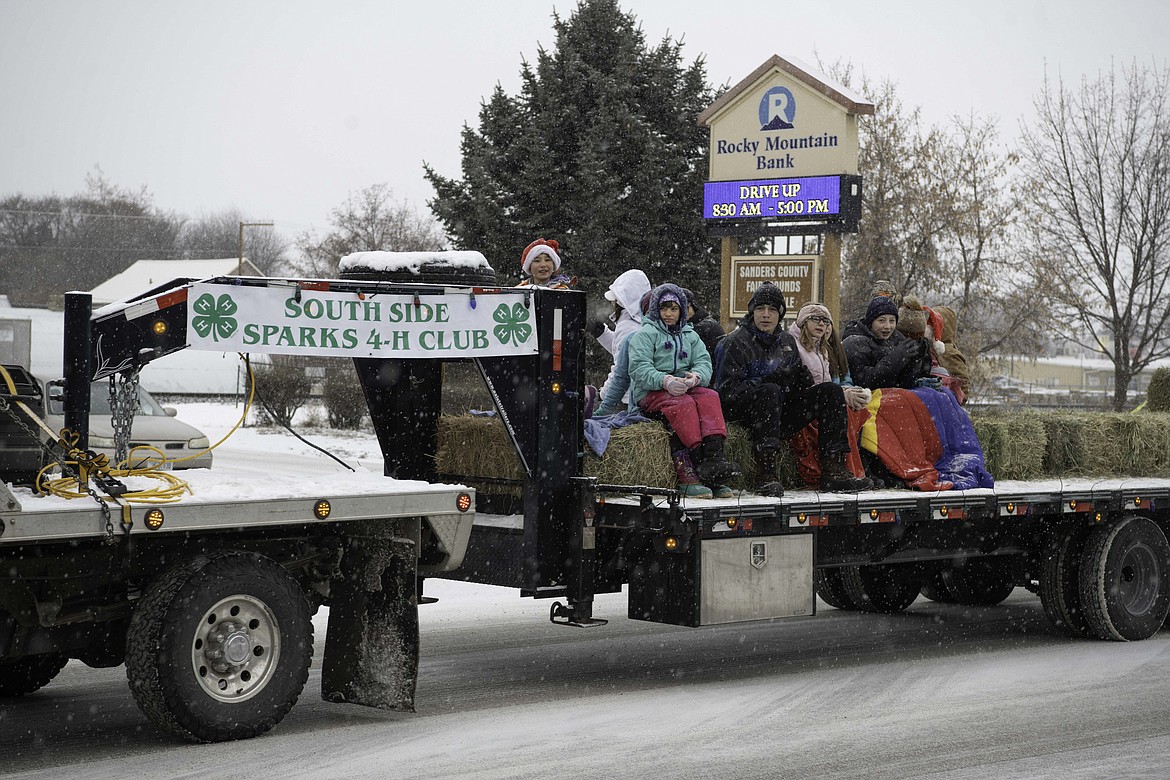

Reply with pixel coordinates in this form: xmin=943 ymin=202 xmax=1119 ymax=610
xmin=191 ymin=293 xmax=239 ymax=342
xmin=493 ymin=302 xmax=533 ymax=346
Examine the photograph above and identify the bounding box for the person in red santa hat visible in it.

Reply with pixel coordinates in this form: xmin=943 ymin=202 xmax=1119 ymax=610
xmin=516 ymin=238 xmax=575 ymax=289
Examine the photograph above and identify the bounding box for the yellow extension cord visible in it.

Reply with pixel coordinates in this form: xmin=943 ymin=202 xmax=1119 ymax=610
xmin=0 ymin=358 xmax=255 ymax=505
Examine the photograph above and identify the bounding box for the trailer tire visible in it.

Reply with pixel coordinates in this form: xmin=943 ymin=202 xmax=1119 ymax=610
xmin=920 ymin=569 xmax=956 ymax=603
xmin=1078 ymin=515 xmax=1170 ymax=641
xmin=1039 ymin=525 xmax=1092 ymax=637
xmin=940 ymin=557 xmax=1017 ymax=606
xmin=0 ymin=653 xmax=68 ymax=697
xmin=815 ymin=568 xmax=859 ymax=610
xmin=840 ymin=564 xmax=921 ymax=613
xmin=125 ymin=551 xmax=313 ymax=742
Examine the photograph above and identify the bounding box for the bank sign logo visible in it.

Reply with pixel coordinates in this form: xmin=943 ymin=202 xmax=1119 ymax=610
xmin=759 ymin=86 xmax=796 ymax=131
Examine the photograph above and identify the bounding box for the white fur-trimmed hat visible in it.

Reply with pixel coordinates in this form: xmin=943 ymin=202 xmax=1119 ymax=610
xmin=521 ymin=238 xmax=561 ymax=275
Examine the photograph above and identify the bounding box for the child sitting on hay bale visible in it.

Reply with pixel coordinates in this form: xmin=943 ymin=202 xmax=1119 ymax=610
xmin=715 ymin=282 xmax=872 ymax=497
xmin=626 ymin=283 xmax=741 ymax=498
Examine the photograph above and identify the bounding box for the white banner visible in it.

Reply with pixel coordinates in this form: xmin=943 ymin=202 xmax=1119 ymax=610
xmin=185 ymin=283 xmax=538 ymax=358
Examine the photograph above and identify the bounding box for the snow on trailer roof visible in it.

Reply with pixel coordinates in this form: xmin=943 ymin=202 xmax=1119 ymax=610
xmin=339 ymin=251 xmax=493 ymax=274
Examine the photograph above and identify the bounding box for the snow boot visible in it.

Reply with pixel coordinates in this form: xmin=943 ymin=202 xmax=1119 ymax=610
xmin=673 ymin=450 xmax=713 ymax=499
xmin=819 ymin=451 xmax=873 ymax=493
xmin=694 ymin=435 xmax=741 ymax=486
xmin=755 ymin=445 xmax=784 ymax=497
xmin=710 ymin=483 xmax=735 ymax=499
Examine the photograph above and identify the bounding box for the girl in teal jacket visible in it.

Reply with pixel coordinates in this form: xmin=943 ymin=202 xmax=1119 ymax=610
xmin=626 ymin=283 xmax=739 ymax=491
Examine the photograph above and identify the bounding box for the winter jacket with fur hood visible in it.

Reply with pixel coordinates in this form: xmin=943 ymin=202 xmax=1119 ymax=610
xmin=626 ymin=283 xmax=711 ymax=406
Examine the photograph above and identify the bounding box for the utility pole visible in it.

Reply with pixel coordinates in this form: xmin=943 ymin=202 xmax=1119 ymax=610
xmin=238 ymin=221 xmax=274 ymax=275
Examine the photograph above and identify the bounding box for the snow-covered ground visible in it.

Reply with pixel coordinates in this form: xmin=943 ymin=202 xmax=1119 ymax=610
xmin=5 ymin=402 xmax=1170 ymax=779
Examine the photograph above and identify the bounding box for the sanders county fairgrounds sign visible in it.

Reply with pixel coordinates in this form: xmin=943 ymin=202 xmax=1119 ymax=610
xmin=185 ymin=283 xmax=538 ymax=358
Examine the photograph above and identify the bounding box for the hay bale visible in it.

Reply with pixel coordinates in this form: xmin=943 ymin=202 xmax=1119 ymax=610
xmin=583 ymin=422 xmax=675 ymax=488
xmin=726 ymin=423 xmax=802 ymax=489
xmin=970 ymin=411 xmax=1046 ymax=480
xmin=1033 ymin=412 xmax=1097 ymax=476
xmin=1078 ymin=412 xmax=1170 ymax=476
xmin=435 ymin=414 xmax=523 ymax=481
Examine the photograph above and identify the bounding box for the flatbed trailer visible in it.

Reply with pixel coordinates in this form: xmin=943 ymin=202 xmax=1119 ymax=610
xmin=449 ymin=478 xmax=1170 ymax=635
xmin=3 ymin=269 xmax=1168 ymax=744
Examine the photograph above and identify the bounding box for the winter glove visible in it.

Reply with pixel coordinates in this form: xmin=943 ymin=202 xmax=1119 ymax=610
xmin=587 ymin=318 xmax=609 ymax=339
xmin=662 ymin=374 xmax=689 ymax=396
xmin=897 ymin=337 xmax=928 ymax=361
xmin=915 ymin=376 xmax=943 ymax=391
xmin=843 ymin=385 xmax=872 ymax=411
xmin=682 ymin=371 xmax=701 ymax=388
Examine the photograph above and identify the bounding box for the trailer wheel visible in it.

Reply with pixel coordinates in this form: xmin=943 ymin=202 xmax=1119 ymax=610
xmin=126 ymin=551 xmax=313 ymax=742
xmin=0 ymin=653 xmax=68 ymax=697
xmin=1039 ymin=525 xmax=1092 ymax=637
xmin=1078 ymin=515 xmax=1170 ymax=641
xmin=840 ymin=564 xmax=921 ymax=613
xmin=920 ymin=568 xmax=956 ymax=603
xmin=941 ymin=557 xmax=1017 ymax=606
xmin=815 ymin=568 xmax=859 ymax=610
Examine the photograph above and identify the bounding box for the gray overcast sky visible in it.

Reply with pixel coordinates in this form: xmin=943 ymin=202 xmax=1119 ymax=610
xmin=2 ymin=0 xmax=1167 ymax=242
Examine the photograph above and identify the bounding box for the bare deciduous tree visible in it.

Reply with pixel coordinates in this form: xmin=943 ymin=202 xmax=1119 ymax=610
xmin=176 ymin=208 xmax=289 ymax=274
xmin=292 ymin=184 xmax=445 ymax=277
xmin=821 ymin=68 xmax=950 ymax=317
xmin=1019 ymin=61 xmax=1170 ymax=410
xmin=931 ymin=114 xmax=1044 ymax=358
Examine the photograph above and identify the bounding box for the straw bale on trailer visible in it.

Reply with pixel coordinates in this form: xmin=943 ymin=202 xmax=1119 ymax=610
xmin=1077 ymin=412 xmax=1170 ymax=477
xmin=968 ymin=411 xmax=1046 ymax=480
xmin=435 ymin=414 xmax=523 ymax=496
xmin=436 ymin=409 xmax=1170 ymax=495
xmin=583 ymin=423 xmax=675 ymax=489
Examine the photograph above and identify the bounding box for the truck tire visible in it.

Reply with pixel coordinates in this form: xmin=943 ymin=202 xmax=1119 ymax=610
xmin=0 ymin=653 xmax=68 ymax=697
xmin=839 ymin=564 xmax=921 ymax=613
xmin=920 ymin=568 xmax=956 ymax=603
xmin=125 ymin=551 xmax=313 ymax=742
xmin=940 ymin=557 xmax=1017 ymax=606
xmin=815 ymin=568 xmax=859 ymax=610
xmin=1039 ymin=525 xmax=1092 ymax=637
xmin=1078 ymin=515 xmax=1170 ymax=641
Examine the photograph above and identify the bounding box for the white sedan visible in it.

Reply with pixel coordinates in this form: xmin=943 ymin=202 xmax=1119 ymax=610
xmin=43 ymin=381 xmax=213 ymax=470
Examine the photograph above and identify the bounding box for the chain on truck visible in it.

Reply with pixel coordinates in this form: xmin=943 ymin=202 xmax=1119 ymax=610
xmin=2 ymin=258 xmax=1169 ymax=743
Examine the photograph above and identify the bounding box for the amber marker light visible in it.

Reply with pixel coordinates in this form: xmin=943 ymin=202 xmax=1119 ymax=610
xmin=1006 ymin=503 xmax=1015 ymax=513
xmin=456 ymin=492 xmax=472 ymax=512
xmin=551 ymin=381 xmax=562 ymax=394
xmin=726 ymin=518 xmax=738 ymax=529
xmin=1069 ymin=500 xmax=1078 ymax=510
xmin=152 ymin=319 xmax=168 ymax=336
xmin=664 ymin=536 xmax=679 ymax=551
xmin=314 ymin=499 xmax=332 ymax=520
xmin=144 ymin=508 xmax=165 ymax=530
xmin=870 ymin=509 xmax=879 ymax=520
xmin=1135 ymin=497 xmax=1143 ymax=507
xmin=940 ymin=506 xmax=949 ymax=517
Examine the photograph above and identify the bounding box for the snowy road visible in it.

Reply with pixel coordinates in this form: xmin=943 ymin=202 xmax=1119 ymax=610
xmin=3 ymin=408 xmax=1170 ymax=778
xmin=3 ymin=585 xmax=1170 ymax=780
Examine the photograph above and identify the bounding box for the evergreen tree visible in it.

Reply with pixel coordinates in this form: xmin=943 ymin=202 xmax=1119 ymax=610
xmin=423 ymin=0 xmax=718 ymax=307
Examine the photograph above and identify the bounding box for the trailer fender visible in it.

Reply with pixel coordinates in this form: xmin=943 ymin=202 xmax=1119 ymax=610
xmin=321 ymin=517 xmax=420 ymax=712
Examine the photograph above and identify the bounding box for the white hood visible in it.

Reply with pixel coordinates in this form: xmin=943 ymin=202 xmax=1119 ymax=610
xmin=604 ymin=269 xmax=651 ymax=321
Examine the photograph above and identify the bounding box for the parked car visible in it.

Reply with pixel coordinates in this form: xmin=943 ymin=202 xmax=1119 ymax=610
xmin=42 ymin=380 xmax=213 ymax=470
